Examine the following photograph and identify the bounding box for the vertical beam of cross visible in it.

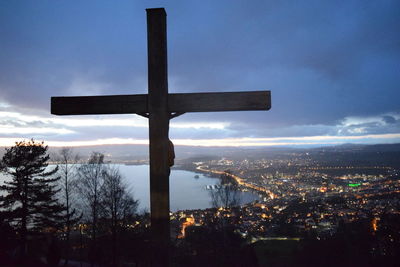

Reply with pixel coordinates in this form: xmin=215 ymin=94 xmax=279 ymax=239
xmin=147 ymin=8 xmax=171 ymax=262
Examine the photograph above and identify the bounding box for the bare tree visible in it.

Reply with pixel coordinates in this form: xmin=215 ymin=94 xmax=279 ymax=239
xmin=75 ymin=152 xmax=106 ymax=246
xmin=57 ymin=148 xmax=81 ymax=265
xmin=100 ymin=166 xmax=138 ymax=265
xmin=209 ymin=171 xmax=242 ymax=252
xmin=75 ymin=154 xmax=139 ymax=265
xmin=210 ymin=172 xmax=241 ymax=209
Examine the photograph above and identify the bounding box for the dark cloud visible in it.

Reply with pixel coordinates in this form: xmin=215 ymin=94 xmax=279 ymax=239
xmin=383 ymin=115 xmax=397 ymax=124
xmin=0 ymin=0 xmax=399 ymax=140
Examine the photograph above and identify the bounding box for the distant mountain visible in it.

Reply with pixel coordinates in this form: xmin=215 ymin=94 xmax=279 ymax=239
xmin=310 ymin=143 xmax=400 ymax=153
xmin=1 ymin=143 xmax=399 ymax=163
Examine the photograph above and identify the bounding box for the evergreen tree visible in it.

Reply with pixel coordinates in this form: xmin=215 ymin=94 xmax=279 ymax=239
xmin=0 ymin=140 xmax=64 ymax=256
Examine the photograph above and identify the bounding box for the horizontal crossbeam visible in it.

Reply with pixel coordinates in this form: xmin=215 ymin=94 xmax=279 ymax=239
xmin=51 ymin=94 xmax=148 ymax=115
xmin=51 ymin=91 xmax=270 ymax=115
xmin=169 ymin=91 xmax=270 ymax=112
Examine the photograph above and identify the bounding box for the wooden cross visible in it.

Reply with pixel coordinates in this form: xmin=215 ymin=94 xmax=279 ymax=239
xmin=51 ymin=8 xmax=270 ymax=263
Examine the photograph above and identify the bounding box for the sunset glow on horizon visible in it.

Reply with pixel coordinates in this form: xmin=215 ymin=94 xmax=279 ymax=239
xmin=1 ymin=133 xmax=399 ymax=148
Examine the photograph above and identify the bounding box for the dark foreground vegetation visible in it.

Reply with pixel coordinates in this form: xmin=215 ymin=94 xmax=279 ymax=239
xmin=177 ymin=216 xmax=400 ymax=267
xmin=1 ymin=140 xmax=400 ymax=266
xmin=2 ymin=206 xmax=400 ymax=266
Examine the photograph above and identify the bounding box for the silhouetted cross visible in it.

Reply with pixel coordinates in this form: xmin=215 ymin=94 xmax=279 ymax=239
xmin=51 ymin=8 xmax=270 ymax=264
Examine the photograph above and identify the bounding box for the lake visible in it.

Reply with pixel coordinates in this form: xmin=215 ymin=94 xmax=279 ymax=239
xmin=0 ymin=164 xmax=259 ymax=212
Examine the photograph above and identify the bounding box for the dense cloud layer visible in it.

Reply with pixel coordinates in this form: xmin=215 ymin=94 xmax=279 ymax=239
xmin=0 ymin=0 xmax=399 ymax=145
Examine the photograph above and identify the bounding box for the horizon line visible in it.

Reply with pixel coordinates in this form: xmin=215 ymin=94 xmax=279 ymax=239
xmin=0 ymin=133 xmax=399 ymax=148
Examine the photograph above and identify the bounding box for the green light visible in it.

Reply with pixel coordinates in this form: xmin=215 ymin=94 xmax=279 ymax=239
xmin=348 ymin=183 xmax=361 ymax=187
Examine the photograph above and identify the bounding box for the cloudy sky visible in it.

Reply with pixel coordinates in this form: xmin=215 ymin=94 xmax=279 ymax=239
xmin=0 ymin=0 xmax=399 ymax=147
